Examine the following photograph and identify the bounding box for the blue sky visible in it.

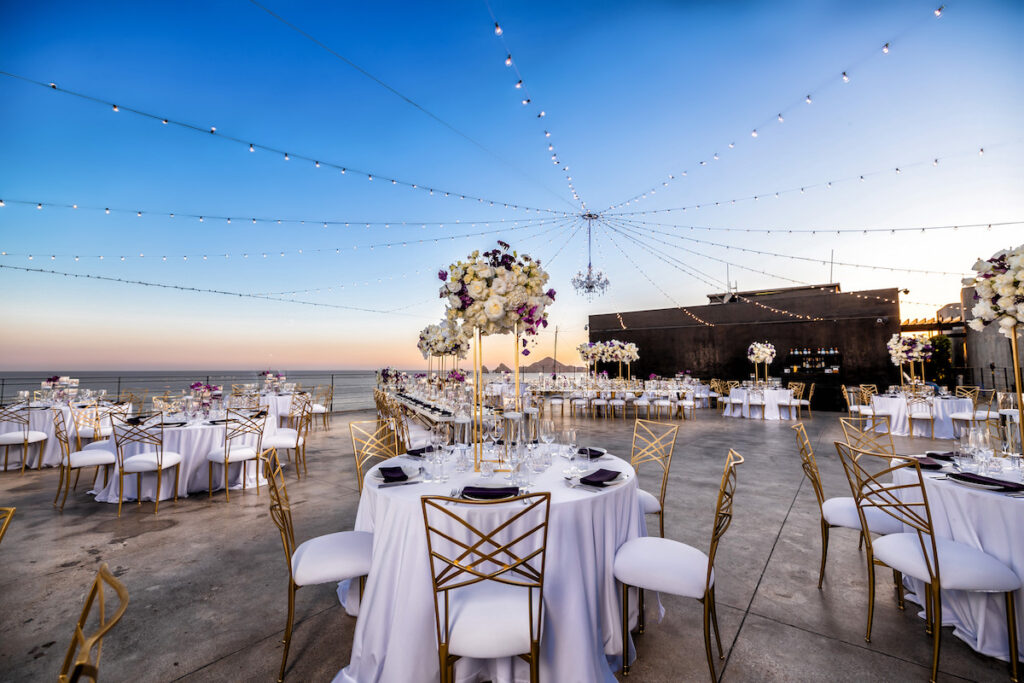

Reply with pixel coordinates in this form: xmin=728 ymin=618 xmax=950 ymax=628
xmin=1 ymin=1 xmax=1022 ymax=369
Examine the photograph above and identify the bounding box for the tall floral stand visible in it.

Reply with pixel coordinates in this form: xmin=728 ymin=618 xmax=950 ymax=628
xmin=471 ymin=328 xmax=519 ymax=473
xmin=1011 ymin=324 xmax=1024 ymax=455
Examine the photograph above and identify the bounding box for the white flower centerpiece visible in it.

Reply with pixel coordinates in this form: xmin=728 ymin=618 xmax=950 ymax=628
xmin=439 ymin=240 xmax=555 ymax=470
xmin=747 ymin=341 xmax=776 ymax=382
xmin=887 ymin=334 xmax=934 ymax=386
xmin=417 ymin=320 xmax=471 ymax=383
xmin=967 ymin=244 xmax=1024 ymax=449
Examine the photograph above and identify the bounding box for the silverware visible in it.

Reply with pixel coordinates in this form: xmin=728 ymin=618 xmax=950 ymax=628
xmin=378 ymin=480 xmax=423 ymax=489
xmin=564 ymin=479 xmax=603 ymax=493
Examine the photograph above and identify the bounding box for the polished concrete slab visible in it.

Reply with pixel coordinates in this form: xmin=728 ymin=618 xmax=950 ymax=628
xmin=0 ymin=408 xmax=1010 ymax=682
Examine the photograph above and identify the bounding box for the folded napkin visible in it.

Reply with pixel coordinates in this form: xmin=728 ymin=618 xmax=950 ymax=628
xmin=407 ymin=446 xmax=434 ymax=456
xmin=206 ymin=418 xmax=230 ymax=425
xmin=948 ymin=472 xmax=1024 ymax=492
xmin=378 ymin=466 xmax=408 ymax=483
xmin=461 ymin=486 xmax=520 ymax=500
xmin=160 ymin=421 xmax=186 ymax=428
xmin=578 ymin=447 xmax=605 ymax=458
xmin=912 ymin=456 xmax=944 ymax=471
xmin=925 ymin=451 xmax=954 ymax=460
xmin=580 ymin=468 xmax=620 ymax=487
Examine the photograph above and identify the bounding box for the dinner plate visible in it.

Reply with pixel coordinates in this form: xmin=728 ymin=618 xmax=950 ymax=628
xmin=948 ymin=476 xmax=1006 ymax=491
xmin=371 ymin=464 xmax=422 ymax=482
xmin=576 ymin=470 xmax=630 ymax=487
xmin=460 ymin=486 xmax=520 ymax=501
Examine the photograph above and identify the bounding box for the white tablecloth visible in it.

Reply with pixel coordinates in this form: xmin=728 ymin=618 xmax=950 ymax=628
xmin=871 ymin=396 xmax=972 ymax=439
xmin=92 ymin=423 xmax=261 ymax=503
xmin=334 ymin=453 xmax=646 ymax=683
xmin=723 ymin=388 xmax=792 ymax=420
xmin=260 ymin=393 xmax=292 ymax=432
xmin=893 ymin=466 xmax=1024 ymax=662
xmin=0 ymin=405 xmax=74 ymax=470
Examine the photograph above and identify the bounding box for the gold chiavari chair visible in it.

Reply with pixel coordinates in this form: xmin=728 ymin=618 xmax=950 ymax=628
xmin=205 ymin=409 xmax=266 ymax=501
xmin=260 ymin=449 xmax=372 ymax=682
xmin=859 ymin=384 xmax=879 ymax=403
xmin=840 ymin=386 xmax=862 ymax=417
xmin=746 ymin=388 xmax=767 ymax=420
xmin=231 ymin=384 xmax=246 ymax=396
xmin=839 ymin=415 xmax=895 ymax=456
xmin=117 ymin=389 xmax=148 ymax=413
xmin=57 ymin=562 xmax=129 ymax=683
xmin=70 ymin=402 xmax=119 ymax=451
xmin=311 ymin=385 xmax=333 ymax=431
xmin=110 ymin=413 xmax=182 ymax=517
xmin=834 ymin=442 xmax=1021 ymax=682
xmin=778 ymin=382 xmax=804 ymax=420
xmin=614 ymin=450 xmax=744 ymax=680
xmin=52 ymin=409 xmax=116 ymax=511
xmin=906 ymin=395 xmax=936 ymax=439
xmin=630 ymin=419 xmax=679 ymax=538
xmin=955 ymin=385 xmax=980 ymax=401
xmin=227 ymin=392 xmax=260 ymax=410
xmin=0 ymin=403 xmax=48 ymax=473
xmin=420 ymin=491 xmax=552 ymax=683
xmin=801 ymin=382 xmax=816 ymax=418
xmin=283 ymin=392 xmax=312 ymax=430
xmin=263 ymin=402 xmax=313 ymax=478
xmin=349 ymin=420 xmax=399 ymax=493
xmin=0 ymin=506 xmax=13 ymax=546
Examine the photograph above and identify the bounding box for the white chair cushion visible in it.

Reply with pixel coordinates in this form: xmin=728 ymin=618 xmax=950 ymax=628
xmin=680 ymin=400 xmax=695 ymax=408
xmin=67 ymin=448 xmax=116 ymax=468
xmin=633 ymin=399 xmax=650 ymax=406
xmin=614 ymin=536 xmax=711 ymax=599
xmin=637 ymin=488 xmax=661 ymax=514
xmin=75 ymin=425 xmax=114 ymax=439
xmin=748 ymin=398 xmax=765 ymax=405
xmin=798 ymin=400 xmax=810 ymax=406
xmin=821 ymin=497 xmax=904 ymax=535
xmin=548 ymin=398 xmax=564 ymax=404
xmin=571 ymin=399 xmax=588 ymax=405
xmin=122 ymin=451 xmax=183 ymax=473
xmin=311 ymin=404 xmax=328 ymax=414
xmin=592 ymin=399 xmax=608 ymax=405
xmin=523 ymin=407 xmax=539 ymax=415
xmin=447 ymin=580 xmax=539 ymax=659
xmin=974 ymin=410 xmax=998 ymax=420
xmin=949 ymin=412 xmax=975 ymax=421
xmin=0 ymin=430 xmax=48 ymax=445
xmin=873 ymin=533 xmax=1021 ymax=592
xmin=908 ymin=411 xmax=934 ymax=419
xmin=264 ymin=433 xmax=303 ymax=449
xmin=84 ymin=439 xmax=113 ymax=451
xmin=848 ymin=405 xmax=863 ymax=414
xmin=609 ymin=399 xmax=626 ymax=406
xmin=291 ymin=530 xmax=373 ymax=586
xmin=653 ymin=399 xmax=671 ymax=406
xmin=727 ymin=398 xmax=744 ymax=404
xmin=205 ymin=444 xmax=259 ymax=462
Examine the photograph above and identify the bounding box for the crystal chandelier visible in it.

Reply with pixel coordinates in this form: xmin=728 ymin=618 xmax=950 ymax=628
xmin=572 ymin=213 xmax=610 ymax=300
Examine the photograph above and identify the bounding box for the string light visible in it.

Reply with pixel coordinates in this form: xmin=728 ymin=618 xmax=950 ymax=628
xmin=494 ymin=22 xmax=502 ymax=35
xmin=842 ymin=71 xmax=850 ymax=82
xmin=882 ymin=42 xmax=890 ymax=54
xmin=0 ymin=70 xmax=571 ymax=217
xmin=934 ymin=5 xmax=944 ymax=18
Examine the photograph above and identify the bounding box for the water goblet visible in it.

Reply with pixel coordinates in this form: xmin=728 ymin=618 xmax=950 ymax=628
xmin=539 ymin=419 xmax=555 ymax=457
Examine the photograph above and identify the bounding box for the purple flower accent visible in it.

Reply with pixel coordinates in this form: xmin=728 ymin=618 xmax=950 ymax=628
xmin=438 ymin=269 xmax=447 ymax=281
xmin=545 ymin=288 xmax=556 ymax=301
xmin=47 ymin=375 xmax=60 ymax=383
xmin=522 ymin=349 xmax=530 ymax=356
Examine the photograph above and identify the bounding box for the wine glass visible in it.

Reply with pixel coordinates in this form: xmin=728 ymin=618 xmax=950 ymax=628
xmin=539 ymin=419 xmax=555 ymax=457
xmin=562 ymin=428 xmax=578 ymax=476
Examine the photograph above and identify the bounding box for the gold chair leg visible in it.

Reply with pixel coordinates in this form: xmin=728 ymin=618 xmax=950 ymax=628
xmin=91 ymin=466 xmax=99 ymax=486
xmin=279 ymin=582 xmax=297 ymax=683
xmin=224 ymin=462 xmax=230 ymax=502
xmin=73 ymin=468 xmax=81 ymax=491
xmin=154 ymin=468 xmax=162 ymax=514
xmin=1005 ymin=592 xmax=1019 ymax=683
xmin=117 ymin=473 xmax=124 ymax=517
xmin=208 ymin=462 xmax=214 ymax=498
xmin=930 ymin=585 xmax=943 ymax=683
xmin=701 ymin=595 xmax=717 ymax=682
xmin=62 ymin=466 xmax=73 ymax=510
xmin=865 ymin=559 xmax=876 ymax=642
xmin=893 ymin=570 xmax=905 ymax=610
xmin=924 ymin=583 xmax=934 ymax=634
xmin=621 ymin=582 xmax=631 ymax=675
xmin=54 ymin=464 xmax=66 ymax=507
xmin=137 ymin=473 xmax=143 ymax=506
xmin=639 ymin=588 xmax=646 ymax=633
xmin=173 ymin=464 xmax=180 ymax=501
xmin=529 ymin=643 xmax=540 ymax=683
xmin=818 ymin=522 xmax=830 ymax=589
xmin=710 ymin=585 xmax=724 ymax=659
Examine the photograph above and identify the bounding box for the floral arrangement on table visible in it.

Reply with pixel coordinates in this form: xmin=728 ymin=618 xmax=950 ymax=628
xmin=419 ymin=319 xmax=472 ymax=359
xmin=886 ymin=334 xmax=934 ymax=365
xmin=747 ymin=341 xmax=776 ymax=364
xmin=967 ymin=244 xmax=1024 ymax=339
xmin=438 ymin=240 xmax=555 ymax=355
xmin=447 ymin=369 xmax=467 ymax=383
xmin=377 ymin=367 xmax=403 ymax=386
xmin=189 ymin=382 xmax=221 ymax=394
xmin=649 ymin=373 xmax=659 ymax=380
xmin=577 ymin=340 xmax=640 ymax=364
xmin=258 ymin=370 xmax=284 ymax=379
xmin=42 ymin=375 xmax=61 ymax=388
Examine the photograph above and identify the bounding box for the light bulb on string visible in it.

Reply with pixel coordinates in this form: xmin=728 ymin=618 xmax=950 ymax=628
xmin=806 ymin=95 xmax=812 ymax=104
xmin=249 ymin=144 xmax=254 ymax=152
xmin=112 ymin=104 xmax=118 ymax=112
xmin=751 ymin=129 xmax=758 ymax=138
xmin=934 ymin=5 xmax=944 ymax=17
xmin=36 ymin=203 xmax=42 ymax=210
xmin=515 ymin=80 xmax=522 ymax=89
xmin=842 ymin=72 xmax=849 ymax=82
xmin=777 ymin=113 xmax=784 ymax=123
xmin=882 ymin=43 xmax=890 ymax=54
xmin=494 ymin=22 xmax=502 ymax=35
xmin=505 ymin=54 xmax=512 ymax=66
xmin=979 ymin=148 xmax=985 ymax=156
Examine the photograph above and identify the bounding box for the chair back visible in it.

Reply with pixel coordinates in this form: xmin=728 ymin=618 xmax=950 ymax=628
xmin=791 ymin=423 xmax=825 ymax=511
xmin=806 ymin=382 xmax=815 ymax=401
xmin=349 ymin=420 xmax=398 ymax=492
xmin=706 ymin=450 xmax=744 ymax=589
xmin=0 ymin=403 xmax=29 ymax=434
xmin=420 ymin=492 xmax=551 ymax=656
xmin=57 ymin=563 xmax=129 ymax=683
xmin=833 ymin=442 xmax=940 ymax=584
xmin=858 ymin=385 xmax=878 ymax=405
xmin=0 ymin=506 xmax=14 ymax=546
xmin=955 ymin=385 xmax=980 ymax=402
xmin=976 ymin=388 xmax=996 ymax=413
xmin=788 ymin=382 xmax=805 ymax=400
xmin=630 ymin=419 xmax=679 ymax=508
xmin=110 ymin=413 xmax=165 ymax=467
xmin=906 ymin=395 xmax=933 ymax=416
xmin=839 ymin=416 xmax=895 ymax=455
xmin=221 ymin=409 xmax=267 ymax=456
xmin=52 ymin=409 xmax=73 ymax=464
xmin=261 ymin=448 xmax=297 ymax=579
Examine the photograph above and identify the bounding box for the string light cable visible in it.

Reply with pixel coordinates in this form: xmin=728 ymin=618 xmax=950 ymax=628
xmin=484 ymin=0 xmax=585 ymax=211
xmin=607 ymin=4 xmax=950 ymax=210
xmin=605 ymin=140 xmax=1016 ymax=218
xmin=0 ymin=263 xmax=438 ymax=319
xmin=245 ymin=0 xmax=575 ymax=210
xmin=0 ymin=70 xmax=571 ymax=217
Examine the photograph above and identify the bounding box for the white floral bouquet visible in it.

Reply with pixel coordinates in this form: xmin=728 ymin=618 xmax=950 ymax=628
xmin=440 ymin=241 xmax=555 ymax=355
xmin=418 ymin=320 xmax=471 ymax=359
xmin=887 ymin=334 xmax=934 ymax=365
xmin=886 ymin=333 xmax=909 ymax=365
xmin=578 ymin=342 xmax=602 ymax=364
xmin=747 ymin=341 xmax=776 ymax=364
xmin=967 ymin=244 xmax=1024 ymax=339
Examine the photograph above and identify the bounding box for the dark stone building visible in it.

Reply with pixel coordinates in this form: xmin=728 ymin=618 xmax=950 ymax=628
xmin=588 ymin=283 xmax=900 ymax=411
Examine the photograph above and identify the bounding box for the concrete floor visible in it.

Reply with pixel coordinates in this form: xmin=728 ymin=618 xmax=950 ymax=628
xmin=0 ymin=408 xmax=1012 ymax=682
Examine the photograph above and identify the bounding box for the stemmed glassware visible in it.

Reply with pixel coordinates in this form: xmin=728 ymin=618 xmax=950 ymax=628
xmin=562 ymin=428 xmax=578 ymax=476
xmin=539 ymin=419 xmax=555 ymax=466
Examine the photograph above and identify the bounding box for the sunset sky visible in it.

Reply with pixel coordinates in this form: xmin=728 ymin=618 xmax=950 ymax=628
xmin=1 ymin=1 xmax=1022 ymax=370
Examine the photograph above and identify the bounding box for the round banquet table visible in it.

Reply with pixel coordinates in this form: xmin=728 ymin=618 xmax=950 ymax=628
xmin=893 ymin=465 xmax=1024 ymax=662
xmin=92 ymin=422 xmax=262 ymax=503
xmin=1 ymin=404 xmax=78 ymax=470
xmin=333 ymin=452 xmax=647 ymax=683
xmin=722 ymin=388 xmax=792 ymax=420
xmin=870 ymin=395 xmax=973 ymax=439
xmin=260 ymin=393 xmax=293 ymax=433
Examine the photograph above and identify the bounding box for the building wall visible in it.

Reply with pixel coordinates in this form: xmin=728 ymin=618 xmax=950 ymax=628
xmin=588 ymin=287 xmax=900 ymax=410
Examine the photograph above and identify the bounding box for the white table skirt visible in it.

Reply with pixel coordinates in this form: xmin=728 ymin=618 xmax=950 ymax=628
xmin=723 ymin=388 xmax=792 ymax=420
xmin=893 ymin=467 xmax=1024 ymax=662
xmin=334 ymin=453 xmax=646 ymax=683
xmin=260 ymin=394 xmax=292 ymax=433
xmin=871 ymin=396 xmax=972 ymax=439
xmin=92 ymin=423 xmax=261 ymax=503
xmin=0 ymin=405 xmax=74 ymax=470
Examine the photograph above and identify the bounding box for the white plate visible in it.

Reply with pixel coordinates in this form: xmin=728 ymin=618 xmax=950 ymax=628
xmin=371 ymin=464 xmax=422 ymax=482
xmin=576 ymin=470 xmax=630 ymax=487
xmin=461 ymin=486 xmax=521 ymax=501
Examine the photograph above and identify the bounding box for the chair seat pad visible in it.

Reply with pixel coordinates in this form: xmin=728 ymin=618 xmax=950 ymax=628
xmin=311 ymin=404 xmax=328 ymax=414
xmin=448 ymin=580 xmax=539 ymax=659
xmin=748 ymin=399 xmax=766 ymax=405
xmin=84 ymin=439 xmax=113 ymax=451
xmin=292 ymin=530 xmax=373 ymax=586
xmin=264 ymin=433 xmax=303 ymax=449
xmin=821 ymin=497 xmax=904 ymax=535
xmin=205 ymin=444 xmax=259 ymax=462
xmin=653 ymin=399 xmax=671 ymax=406
xmin=949 ymin=412 xmax=976 ymax=421
xmin=798 ymin=400 xmax=810 ymax=406
xmin=975 ymin=410 xmax=998 ymax=420
xmin=633 ymin=399 xmax=650 ymax=406
xmin=122 ymin=451 xmax=183 ymax=472
xmin=523 ymin=407 xmax=539 ymax=415
xmin=873 ymin=533 xmax=1021 ymax=592
xmin=548 ymin=398 xmax=564 ymax=404
xmin=76 ymin=425 xmax=114 ymax=439
xmin=571 ymin=399 xmax=588 ymax=405
xmin=908 ymin=412 xmax=934 ymax=419
xmin=591 ymin=399 xmax=608 ymax=406
xmin=67 ymin=448 xmax=116 ymax=468
xmin=727 ymin=398 xmax=745 ymax=404
xmin=609 ymin=399 xmax=626 ymax=406
xmin=614 ymin=536 xmax=711 ymax=599
xmin=0 ymin=430 xmax=48 ymax=445
xmin=848 ymin=406 xmax=863 ymax=414
xmin=637 ymin=488 xmax=661 ymax=514
xmin=859 ymin=408 xmax=890 ymax=417
xmin=680 ymin=401 xmax=695 ymax=407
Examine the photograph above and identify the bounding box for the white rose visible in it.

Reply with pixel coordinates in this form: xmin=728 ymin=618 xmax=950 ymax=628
xmin=968 ymin=318 xmax=985 ymax=331
xmin=484 ymin=295 xmax=506 ymax=321
xmin=447 ymin=294 xmax=462 ymax=309
xmin=474 ymin=263 xmax=494 ymax=280
xmin=972 ymin=258 xmax=988 ymax=272
xmin=491 ymin=276 xmax=509 ymax=296
xmin=446 ymin=281 xmax=461 ymax=293
xmin=467 ymin=280 xmax=486 ymax=299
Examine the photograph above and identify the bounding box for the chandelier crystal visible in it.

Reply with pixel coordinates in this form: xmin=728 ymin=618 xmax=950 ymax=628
xmin=571 ymin=213 xmax=610 ymax=300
